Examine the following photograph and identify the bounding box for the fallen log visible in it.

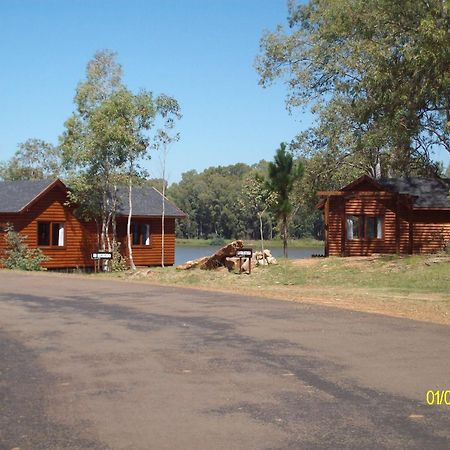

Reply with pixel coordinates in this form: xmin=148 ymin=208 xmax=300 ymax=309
xmin=200 ymin=240 xmax=244 ymax=270
xmin=176 ymin=240 xmax=244 ymax=270
xmin=176 ymin=256 xmax=209 ymax=271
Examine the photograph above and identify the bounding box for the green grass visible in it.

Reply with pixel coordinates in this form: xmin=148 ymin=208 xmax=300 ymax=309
xmin=123 ymin=253 xmax=450 ymax=297
xmin=106 ymin=253 xmax=450 ymax=324
xmin=261 ymin=255 xmax=450 ymax=295
xmin=175 ymin=237 xmax=324 ymax=249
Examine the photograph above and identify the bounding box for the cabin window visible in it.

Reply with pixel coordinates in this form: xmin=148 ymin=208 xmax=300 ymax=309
xmin=131 ymin=223 xmax=151 ymax=246
xmin=38 ymin=222 xmax=50 ymax=246
xmin=38 ymin=222 xmax=64 ymax=246
xmin=346 ymin=215 xmax=383 ymax=240
xmin=132 ymin=223 xmax=140 ymax=245
xmin=366 ymin=217 xmax=383 ymax=239
xmin=142 ymin=224 xmax=151 ymax=246
xmin=346 ymin=216 xmax=361 ymax=240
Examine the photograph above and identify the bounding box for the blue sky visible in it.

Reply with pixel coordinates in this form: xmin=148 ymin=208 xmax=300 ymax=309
xmin=1 ymin=0 xmax=448 ymax=183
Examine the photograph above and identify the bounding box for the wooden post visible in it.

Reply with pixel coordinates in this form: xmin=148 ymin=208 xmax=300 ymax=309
xmin=395 ymin=195 xmax=401 ymax=255
xmin=340 ymin=197 xmax=346 ymax=257
xmin=324 ymin=196 xmax=330 ymax=257
xmin=408 ymin=198 xmax=414 ymax=255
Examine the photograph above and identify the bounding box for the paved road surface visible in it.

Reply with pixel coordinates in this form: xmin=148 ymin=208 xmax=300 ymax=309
xmin=1 ymin=271 xmax=450 ymax=449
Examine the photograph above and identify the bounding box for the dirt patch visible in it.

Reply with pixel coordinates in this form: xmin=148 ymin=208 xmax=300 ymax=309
xmin=142 ymin=283 xmax=450 ymax=326
xmin=110 ymin=267 xmax=450 ymax=326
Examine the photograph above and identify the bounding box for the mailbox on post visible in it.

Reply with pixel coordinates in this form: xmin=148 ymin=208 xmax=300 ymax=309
xmin=235 ymin=248 xmax=253 ymax=274
xmin=91 ymin=251 xmax=113 ymax=272
xmin=91 ymin=252 xmax=112 ymax=260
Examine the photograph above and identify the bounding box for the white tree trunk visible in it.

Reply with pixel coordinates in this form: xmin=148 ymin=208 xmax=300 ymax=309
xmin=127 ymin=176 xmax=136 ymax=271
xmin=161 ymin=147 xmax=166 ymax=268
xmin=258 ymin=212 xmax=265 ymax=257
xmin=105 ymin=211 xmax=112 ymax=252
xmin=161 ymin=189 xmax=165 ymax=268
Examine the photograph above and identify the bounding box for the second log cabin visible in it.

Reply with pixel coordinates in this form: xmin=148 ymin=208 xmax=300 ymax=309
xmin=317 ymin=175 xmax=450 ymax=256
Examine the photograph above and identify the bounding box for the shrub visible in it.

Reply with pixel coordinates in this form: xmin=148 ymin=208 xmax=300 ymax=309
xmin=1 ymin=224 xmax=49 ymax=271
xmin=209 ymin=236 xmax=226 ymax=246
xmin=111 ymin=241 xmax=127 ymax=271
xmin=444 ymin=241 xmax=450 ymax=254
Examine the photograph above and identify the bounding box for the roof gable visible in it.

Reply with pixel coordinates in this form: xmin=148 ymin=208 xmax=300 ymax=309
xmin=341 ymin=175 xmax=389 ymax=192
xmin=0 ymin=179 xmax=67 ymax=213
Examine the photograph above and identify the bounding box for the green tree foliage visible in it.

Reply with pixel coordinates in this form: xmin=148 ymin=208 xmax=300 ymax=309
xmin=154 ymin=94 xmax=182 ymax=267
xmin=0 ymin=139 xmax=62 ymax=181
xmin=267 ymin=143 xmax=304 ymax=257
xmin=169 ymin=170 xmax=205 ymax=238
xmin=240 ymin=171 xmax=277 ymax=255
xmin=169 ymin=164 xmax=255 ymax=239
xmin=143 ymin=178 xmax=169 ymax=191
xmin=1 ymin=225 xmax=49 ymax=270
xmin=256 ymin=0 xmax=450 ymax=178
xmin=61 ymin=50 xmax=130 ymax=251
xmin=168 ymin=160 xmax=321 ymax=242
xmin=60 ymin=50 xmax=169 ymax=260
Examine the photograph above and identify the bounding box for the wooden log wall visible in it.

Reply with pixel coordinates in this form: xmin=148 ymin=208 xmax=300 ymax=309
xmin=326 ymin=194 xmax=411 ymax=256
xmin=0 ymin=185 xmax=179 ymax=268
xmin=117 ymin=217 xmax=176 ymax=266
xmin=325 ymin=193 xmax=450 ymax=256
xmin=412 ymin=211 xmax=450 ymax=254
xmin=0 ymin=186 xmax=98 ymax=269
xmin=327 ymin=197 xmax=344 ymax=256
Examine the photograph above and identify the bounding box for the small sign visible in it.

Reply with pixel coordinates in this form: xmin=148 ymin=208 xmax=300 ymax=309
xmin=91 ymin=252 xmax=112 ymax=260
xmin=236 ymin=248 xmax=253 ymax=258
xmin=235 ymin=248 xmax=253 ymax=275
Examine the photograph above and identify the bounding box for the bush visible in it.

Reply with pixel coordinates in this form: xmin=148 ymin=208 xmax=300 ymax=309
xmin=209 ymin=236 xmax=226 ymax=246
xmin=111 ymin=241 xmax=127 ymax=271
xmin=1 ymin=224 xmax=49 ymax=271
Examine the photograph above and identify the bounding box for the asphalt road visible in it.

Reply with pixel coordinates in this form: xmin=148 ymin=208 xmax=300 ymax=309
xmin=1 ymin=271 xmax=450 ymax=450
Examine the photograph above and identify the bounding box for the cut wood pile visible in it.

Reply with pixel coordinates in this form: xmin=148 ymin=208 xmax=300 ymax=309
xmin=177 ymin=241 xmax=278 ymax=271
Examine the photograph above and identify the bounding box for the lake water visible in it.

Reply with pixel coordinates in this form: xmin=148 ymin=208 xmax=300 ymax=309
xmin=175 ymin=245 xmax=324 ymax=266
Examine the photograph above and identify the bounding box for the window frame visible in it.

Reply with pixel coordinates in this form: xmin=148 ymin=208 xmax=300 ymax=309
xmin=130 ymin=222 xmax=151 ymax=247
xmin=366 ymin=216 xmax=383 ymax=240
xmin=37 ymin=221 xmax=66 ymax=248
xmin=345 ymin=215 xmax=383 ymax=241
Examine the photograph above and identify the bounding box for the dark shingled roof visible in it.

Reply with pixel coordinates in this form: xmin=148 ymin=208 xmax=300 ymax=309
xmin=0 ymin=179 xmax=56 ymax=212
xmin=0 ymin=179 xmax=186 ymax=217
xmin=116 ymin=186 xmax=186 ymax=217
xmin=378 ymin=178 xmax=450 ymax=208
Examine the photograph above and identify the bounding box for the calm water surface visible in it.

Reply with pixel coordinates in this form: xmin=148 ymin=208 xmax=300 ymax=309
xmin=175 ymin=245 xmax=324 ymax=266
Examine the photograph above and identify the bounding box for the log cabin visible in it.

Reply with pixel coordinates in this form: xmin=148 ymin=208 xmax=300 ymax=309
xmin=317 ymin=175 xmax=450 ymax=257
xmin=0 ymin=179 xmax=186 ymax=269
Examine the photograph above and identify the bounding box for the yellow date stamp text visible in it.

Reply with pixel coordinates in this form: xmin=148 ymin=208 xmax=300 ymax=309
xmin=426 ymin=390 xmax=450 ymax=406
